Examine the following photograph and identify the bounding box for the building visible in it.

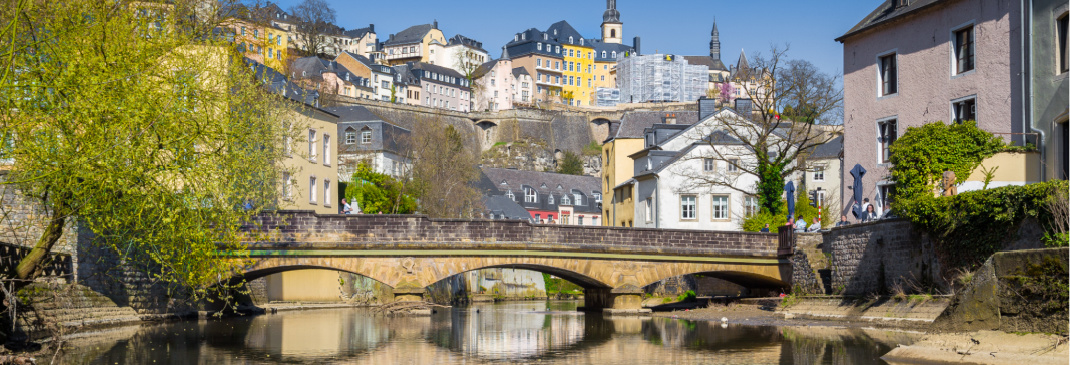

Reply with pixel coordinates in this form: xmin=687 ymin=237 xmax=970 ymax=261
xmin=478 ymin=167 xmax=602 ymax=225
xmin=836 ymin=0 xmax=1067 ymax=219
xmin=409 ymin=61 xmax=471 ymax=112
xmin=289 ymin=56 xmax=375 ymax=100
xmin=482 ymin=195 xmax=534 ymax=221
xmin=682 ymin=20 xmax=729 ymax=97
xmin=628 ymin=108 xmax=777 ymax=230
xmin=613 ymin=53 xmax=708 ymax=105
xmin=341 ymin=24 xmax=378 ymax=59
xmin=381 ymin=22 xmax=447 ymax=66
xmin=221 ymin=4 xmax=290 ymax=72
xmin=603 ymin=111 xmax=700 ymax=226
xmin=472 ymin=50 xmax=516 ymax=112
xmin=391 ymin=64 xmax=421 ymax=106
xmin=512 ymin=67 xmax=535 ymax=106
xmin=505 ymin=28 xmax=565 ymax=104
xmin=335 ymin=51 xmax=395 ymax=102
xmin=429 ymin=34 xmax=490 ymax=75
xmin=801 ymin=135 xmax=844 ymax=220
xmin=546 ymin=21 xmax=596 ymax=106
xmin=324 ymin=106 xmax=412 ymax=180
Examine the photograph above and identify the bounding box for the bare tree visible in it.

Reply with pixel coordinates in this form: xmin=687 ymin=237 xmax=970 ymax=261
xmin=289 ymin=0 xmax=336 ymax=57
xmin=409 ymin=116 xmax=483 ymax=218
xmin=677 ymin=45 xmax=843 ymax=216
xmin=458 ymin=47 xmax=487 ymax=110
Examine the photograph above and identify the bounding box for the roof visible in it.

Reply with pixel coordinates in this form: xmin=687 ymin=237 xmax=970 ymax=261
xmin=385 ymin=24 xmax=434 ymax=46
xmin=480 ymin=167 xmax=600 ymax=196
xmin=609 ymin=111 xmax=700 ymax=140
xmin=448 ymin=34 xmax=485 ymax=52
xmin=343 ymin=25 xmax=375 ymax=39
xmin=482 ymin=195 xmax=534 ymax=221
xmin=590 ymin=39 xmax=633 ymax=62
xmin=392 ymin=64 xmax=420 ymax=86
xmin=545 ymin=20 xmax=592 ymax=48
xmin=683 ymin=55 xmax=727 ymax=71
xmin=410 ymin=61 xmax=465 ymax=79
xmin=809 ymin=134 xmax=843 ymax=159
xmin=836 ymin=0 xmax=944 ymax=42
xmin=471 ymin=60 xmax=497 ymax=79
xmin=511 ymin=67 xmax=529 ymax=79
xmin=243 ymin=58 xmax=323 ymax=109
xmin=340 ymin=51 xmax=394 ymax=74
xmin=323 ymin=105 xmax=385 ymax=122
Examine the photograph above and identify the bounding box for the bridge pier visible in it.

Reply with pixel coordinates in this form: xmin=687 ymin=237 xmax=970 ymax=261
xmin=392 ymin=287 xmax=426 ymax=302
xmin=584 ymin=286 xmax=651 ymax=315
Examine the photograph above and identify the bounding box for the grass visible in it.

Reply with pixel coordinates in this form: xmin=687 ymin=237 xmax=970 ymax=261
xmin=542 ymin=273 xmax=583 ymax=295
xmin=582 ymin=141 xmax=601 ymax=156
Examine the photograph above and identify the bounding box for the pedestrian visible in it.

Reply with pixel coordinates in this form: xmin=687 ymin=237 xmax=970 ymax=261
xmin=836 ymin=215 xmax=850 ymax=227
xmin=861 ymin=198 xmax=871 ymax=214
xmin=808 ymin=218 xmax=822 ymax=232
xmin=863 ymin=205 xmax=878 ymax=222
xmin=760 ymin=223 xmax=770 ymax=233
xmin=794 ymin=215 xmax=808 ymax=232
xmin=342 ymin=200 xmax=353 ymax=214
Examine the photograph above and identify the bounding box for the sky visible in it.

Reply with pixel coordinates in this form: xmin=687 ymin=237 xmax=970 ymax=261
xmin=270 ymin=0 xmax=880 ymax=79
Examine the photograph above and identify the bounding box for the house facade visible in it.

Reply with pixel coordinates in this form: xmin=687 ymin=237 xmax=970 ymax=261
xmin=410 ymin=62 xmax=471 ymax=112
xmin=479 ymin=167 xmax=603 ymax=225
xmin=505 ymin=28 xmax=565 ymax=104
xmin=836 ymin=0 xmax=1066 ymax=219
xmin=428 ymin=34 xmax=489 ymax=74
xmin=382 ymin=22 xmax=447 ymax=66
xmin=472 ymin=49 xmax=516 ymax=112
xmin=325 ymin=106 xmax=412 ymax=180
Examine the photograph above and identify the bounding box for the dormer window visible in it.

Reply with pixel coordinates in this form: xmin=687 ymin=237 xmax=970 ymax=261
xmin=568 ymin=36 xmax=573 ymax=43
xmin=521 ymin=33 xmax=526 ymax=40
xmin=500 ymin=180 xmax=507 ymax=185
xmin=553 ymin=29 xmax=558 ymax=35
xmin=602 ymin=51 xmax=606 ymax=58
xmin=543 ymin=34 xmax=548 ymax=41
xmin=561 ymin=195 xmax=571 ymax=205
xmin=514 ymin=35 xmax=518 ymax=41
xmin=523 ymin=186 xmax=537 ymax=203
xmin=506 ymin=190 xmax=515 ymax=200
xmin=548 ymin=195 xmax=555 ymax=204
xmin=611 ymin=51 xmax=616 ymax=58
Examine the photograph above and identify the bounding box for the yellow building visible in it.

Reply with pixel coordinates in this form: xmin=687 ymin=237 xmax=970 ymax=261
xmin=602 ymin=111 xmax=699 ymax=226
xmin=277 ymin=105 xmax=339 ymax=215
xmin=222 ymin=5 xmax=290 ymax=72
xmin=546 ymin=21 xmax=595 ymax=106
xmin=381 ymin=22 xmax=447 ymax=66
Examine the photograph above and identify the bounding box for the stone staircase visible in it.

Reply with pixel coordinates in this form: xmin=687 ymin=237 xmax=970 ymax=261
xmin=17 ymin=283 xmax=140 ymax=332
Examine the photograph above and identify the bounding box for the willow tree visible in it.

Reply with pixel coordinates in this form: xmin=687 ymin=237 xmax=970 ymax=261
xmin=0 ymin=0 xmax=293 ymax=299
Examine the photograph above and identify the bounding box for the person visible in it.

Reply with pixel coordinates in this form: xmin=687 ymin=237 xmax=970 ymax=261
xmin=760 ymin=223 xmax=770 ymax=233
xmin=808 ymin=218 xmax=822 ymax=232
xmin=836 ymin=215 xmax=850 ymax=227
xmin=862 ymin=205 xmax=879 ymax=222
xmin=861 ymin=198 xmax=871 ymax=214
xmin=794 ymin=215 xmax=808 ymax=232
xmin=342 ymin=200 xmax=353 ymax=214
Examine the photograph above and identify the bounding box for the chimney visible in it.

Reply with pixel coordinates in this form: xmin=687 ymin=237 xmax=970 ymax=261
xmin=633 ymin=36 xmax=641 ymax=55
xmin=698 ymin=97 xmax=717 ymax=120
xmin=433 ymin=20 xmax=438 ymax=29
xmin=663 ymin=113 xmax=676 ymax=124
xmin=369 ymin=24 xmax=375 ymax=33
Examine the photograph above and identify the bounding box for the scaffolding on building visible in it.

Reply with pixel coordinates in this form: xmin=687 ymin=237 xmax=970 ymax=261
xmin=603 ymin=54 xmax=708 ymax=106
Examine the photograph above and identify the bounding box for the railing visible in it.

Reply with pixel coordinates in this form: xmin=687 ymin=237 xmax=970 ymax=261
xmin=0 ymin=242 xmax=73 ymax=280
xmin=777 ymin=225 xmax=795 ymax=257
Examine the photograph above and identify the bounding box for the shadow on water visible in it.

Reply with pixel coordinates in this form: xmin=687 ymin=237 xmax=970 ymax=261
xmin=56 ymin=301 xmax=919 ymax=364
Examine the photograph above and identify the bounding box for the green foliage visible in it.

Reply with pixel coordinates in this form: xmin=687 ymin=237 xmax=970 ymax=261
xmin=741 ymin=190 xmax=831 ymax=231
xmin=980 ymin=165 xmax=999 ymax=189
xmin=676 ymin=290 xmax=697 ymax=302
xmin=890 ymin=121 xmax=1005 ymax=202
xmin=582 ymin=141 xmax=602 ymax=157
xmin=742 ymin=209 xmax=787 ymax=232
xmin=756 ymin=161 xmax=787 ymax=215
xmin=898 ymin=180 xmax=1068 ymax=270
xmin=556 ymin=151 xmax=584 ymax=175
xmin=345 ymin=163 xmax=416 ymax=214
xmin=1043 ymin=233 xmax=1069 ymax=247
xmin=542 ymin=273 xmax=583 ymax=295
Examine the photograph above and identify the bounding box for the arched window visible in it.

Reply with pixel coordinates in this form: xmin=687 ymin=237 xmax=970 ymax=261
xmin=548 ymin=195 xmax=554 ymax=204
xmin=524 ymin=186 xmax=537 ymax=203
xmin=611 ymin=51 xmax=616 ymax=58
xmin=602 ymin=51 xmax=607 ymax=58
xmin=610 ymin=29 xmax=616 ymax=38
xmin=568 ymin=36 xmax=573 ymax=43
xmin=561 ymin=195 xmax=571 ymax=205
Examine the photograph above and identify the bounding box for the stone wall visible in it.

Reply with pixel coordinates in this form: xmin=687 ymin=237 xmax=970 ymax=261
xmin=824 ymin=219 xmax=943 ymax=296
xmin=0 ymin=172 xmax=79 ymax=279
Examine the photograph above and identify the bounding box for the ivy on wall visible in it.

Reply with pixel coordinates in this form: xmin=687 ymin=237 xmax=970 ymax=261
xmin=889 ymin=121 xmax=1005 ymax=201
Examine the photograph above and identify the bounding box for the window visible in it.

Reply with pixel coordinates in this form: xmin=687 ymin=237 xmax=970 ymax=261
xmin=308 ymin=129 xmax=317 ymax=162
xmin=506 ymin=190 xmax=515 ymax=200
xmin=537 ymin=42 xmax=542 ymax=51
xmin=578 ymin=216 xmax=584 ymax=225
xmin=602 ymin=51 xmax=607 ymax=58
xmin=524 ymin=186 xmax=537 ymax=203
xmin=727 ymin=159 xmax=739 ymax=172
xmin=324 ymin=180 xmax=331 ymax=207
xmin=879 ymin=53 xmax=898 ymax=96
xmin=537 ymin=59 xmax=542 ymax=67
xmin=953 ymin=26 xmax=975 ymax=74
xmin=711 ymin=195 xmax=729 ymax=220
xmin=548 ymin=195 xmax=554 ymax=204
xmin=744 ymin=196 xmax=758 ymax=217
xmin=680 ymin=195 xmax=696 ymax=220
xmin=562 ymin=195 xmax=571 ymax=205
xmin=878 ymin=118 xmax=898 ymax=163
xmin=573 ymin=193 xmax=584 ymax=206
xmin=281 ymin=172 xmax=292 ymax=199
xmin=813 ymin=166 xmax=825 ymax=181
xmin=952 ymin=97 xmax=976 ymax=123
xmin=878 ymin=184 xmax=896 ymax=214
xmin=361 ymin=130 xmax=372 ymax=144
xmin=703 ymin=158 xmax=715 ymax=172
xmin=645 ymin=197 xmax=653 ymax=223
xmin=322 ymin=134 xmax=330 ymax=165
xmin=309 ymin=177 xmax=317 ymax=204
xmin=1059 ymin=13 xmax=1069 ymax=73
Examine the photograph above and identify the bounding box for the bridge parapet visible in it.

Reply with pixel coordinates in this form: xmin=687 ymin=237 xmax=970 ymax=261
xmin=241 ymin=211 xmax=779 ymax=258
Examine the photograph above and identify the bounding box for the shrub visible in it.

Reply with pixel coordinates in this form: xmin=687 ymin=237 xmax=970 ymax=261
xmin=676 ymin=290 xmax=696 ymax=302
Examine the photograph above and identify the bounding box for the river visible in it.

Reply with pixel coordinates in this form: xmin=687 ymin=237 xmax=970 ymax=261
xmin=57 ymin=301 xmax=920 ymax=364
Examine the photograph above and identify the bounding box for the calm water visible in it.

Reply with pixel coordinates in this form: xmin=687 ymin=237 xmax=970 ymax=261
xmin=58 ymin=301 xmax=918 ymax=364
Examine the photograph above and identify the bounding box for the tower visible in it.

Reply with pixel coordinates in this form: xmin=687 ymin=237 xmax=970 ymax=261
xmin=601 ymin=0 xmax=622 ymax=44
xmin=709 ymin=18 xmax=721 ymax=60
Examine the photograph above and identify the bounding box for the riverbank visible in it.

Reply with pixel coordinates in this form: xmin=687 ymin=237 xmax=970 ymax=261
xmin=650 ymin=297 xmax=940 ymax=330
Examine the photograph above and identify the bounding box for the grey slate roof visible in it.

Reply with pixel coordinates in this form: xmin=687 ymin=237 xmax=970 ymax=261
xmin=385 ymin=24 xmax=433 ymax=46
xmin=590 ymin=39 xmax=634 ymax=62
xmin=608 ymin=111 xmax=700 ymax=140
xmin=683 ymin=55 xmax=727 ymax=72
xmin=243 ymin=58 xmax=323 ymax=109
xmin=479 ymin=167 xmax=602 ymax=214
xmin=483 ymin=195 xmax=534 ymax=221
xmin=343 ymin=24 xmax=375 ymax=38
xmin=323 ymin=105 xmax=383 ymax=122
xmin=836 ymin=0 xmax=943 ymax=42
xmin=546 ymin=20 xmax=591 ymax=48
xmin=809 ymin=135 xmax=843 ymax=159
xmin=448 ymin=34 xmax=485 ymax=52
xmin=511 ymin=67 xmax=529 ymax=79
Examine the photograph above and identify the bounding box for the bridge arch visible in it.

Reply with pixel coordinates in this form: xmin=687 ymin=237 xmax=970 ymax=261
xmin=475 ymin=120 xmax=498 ymax=147
xmin=588 ymin=117 xmax=613 ymax=144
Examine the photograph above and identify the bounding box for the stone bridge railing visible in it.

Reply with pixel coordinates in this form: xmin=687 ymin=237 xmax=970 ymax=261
xmin=0 ymin=242 xmax=73 ymax=281
xmin=241 ymin=211 xmax=779 ymax=258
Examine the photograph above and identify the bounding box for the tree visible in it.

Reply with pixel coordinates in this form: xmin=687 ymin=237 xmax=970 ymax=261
xmin=409 ymin=117 xmax=482 ymax=218
xmin=288 ymin=0 xmax=336 ymax=57
xmin=345 ymin=163 xmax=417 ymax=214
xmin=457 ymin=47 xmax=485 ymax=109
xmin=678 ymin=46 xmax=843 ymax=216
xmin=557 ymin=151 xmax=584 ymax=175
xmin=0 ymin=0 xmax=292 ymax=300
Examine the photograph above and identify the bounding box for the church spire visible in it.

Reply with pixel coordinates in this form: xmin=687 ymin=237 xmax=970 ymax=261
xmin=709 ymin=18 xmax=721 ymax=60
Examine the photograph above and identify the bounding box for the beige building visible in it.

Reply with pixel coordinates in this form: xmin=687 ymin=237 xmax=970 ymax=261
xmin=381 ymin=22 xmax=447 ymax=66
xmin=278 ymin=104 xmax=339 ymax=215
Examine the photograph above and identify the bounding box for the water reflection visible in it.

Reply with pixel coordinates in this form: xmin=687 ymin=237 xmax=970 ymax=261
xmin=58 ymin=301 xmax=918 ymax=364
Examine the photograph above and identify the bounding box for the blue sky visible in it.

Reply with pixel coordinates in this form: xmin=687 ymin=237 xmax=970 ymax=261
xmin=271 ymin=0 xmax=878 ymax=78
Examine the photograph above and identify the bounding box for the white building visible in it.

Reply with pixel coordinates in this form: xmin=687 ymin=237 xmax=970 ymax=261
xmin=324 ymin=106 xmax=412 ymax=180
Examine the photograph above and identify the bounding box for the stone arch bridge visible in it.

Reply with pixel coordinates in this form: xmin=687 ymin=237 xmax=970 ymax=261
xmin=236 ymin=211 xmax=791 ymax=313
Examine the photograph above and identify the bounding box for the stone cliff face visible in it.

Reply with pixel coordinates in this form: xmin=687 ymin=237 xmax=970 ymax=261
xmin=479 ymin=139 xmax=602 ymax=178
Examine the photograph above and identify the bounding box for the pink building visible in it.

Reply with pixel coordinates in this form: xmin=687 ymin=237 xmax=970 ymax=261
xmin=836 ymin=0 xmax=1058 ymax=219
